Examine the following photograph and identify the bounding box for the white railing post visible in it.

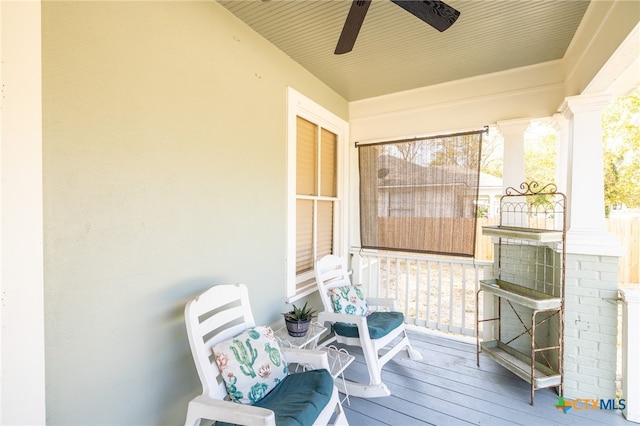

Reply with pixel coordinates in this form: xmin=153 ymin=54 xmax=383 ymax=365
xmin=482 ymin=263 xmax=497 ymax=342
xmin=351 ymin=251 xmax=362 ymax=286
xmin=621 ymin=287 xmax=640 ymax=423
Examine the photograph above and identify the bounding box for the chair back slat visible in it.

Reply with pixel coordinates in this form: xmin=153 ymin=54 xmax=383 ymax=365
xmin=198 ymin=305 xmax=248 ymax=337
xmin=185 ymin=284 xmax=256 ymax=399
xmin=316 ymin=255 xmax=353 ymax=313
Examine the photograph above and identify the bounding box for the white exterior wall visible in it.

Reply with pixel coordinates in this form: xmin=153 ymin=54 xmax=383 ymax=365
xmin=0 ymin=1 xmax=46 ymax=423
xmin=621 ymin=287 xmax=640 ymax=423
xmin=40 ymin=2 xmax=348 ymax=424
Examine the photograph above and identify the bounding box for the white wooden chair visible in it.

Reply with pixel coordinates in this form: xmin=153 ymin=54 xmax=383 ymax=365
xmin=315 ymin=255 xmax=422 ymax=398
xmin=184 ymin=283 xmax=348 ymax=426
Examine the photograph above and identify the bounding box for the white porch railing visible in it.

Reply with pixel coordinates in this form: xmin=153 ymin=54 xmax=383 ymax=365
xmin=348 ymin=249 xmax=636 ymax=414
xmin=350 ymin=249 xmax=493 ymax=337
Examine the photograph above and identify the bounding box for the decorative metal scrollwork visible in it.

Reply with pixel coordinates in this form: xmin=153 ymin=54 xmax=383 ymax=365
xmin=505 ymin=181 xmax=558 ymax=196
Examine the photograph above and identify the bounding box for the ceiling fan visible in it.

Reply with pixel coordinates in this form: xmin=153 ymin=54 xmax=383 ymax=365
xmin=335 ymin=0 xmax=460 ymax=54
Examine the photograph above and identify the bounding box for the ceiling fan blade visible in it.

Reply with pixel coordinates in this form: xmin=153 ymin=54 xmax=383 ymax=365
xmin=390 ymin=0 xmax=460 ymax=32
xmin=335 ymin=0 xmax=372 ymax=55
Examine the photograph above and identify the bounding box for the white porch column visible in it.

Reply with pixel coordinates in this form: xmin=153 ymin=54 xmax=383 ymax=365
xmin=559 ymin=93 xmax=623 ymax=401
xmin=496 ymin=119 xmax=529 ymax=192
xmin=559 ymin=94 xmax=622 ymax=255
xmin=621 ymin=287 xmax=640 ymax=423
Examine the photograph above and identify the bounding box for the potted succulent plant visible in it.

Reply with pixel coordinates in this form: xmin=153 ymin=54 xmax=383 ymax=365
xmin=282 ymin=302 xmax=317 ymax=337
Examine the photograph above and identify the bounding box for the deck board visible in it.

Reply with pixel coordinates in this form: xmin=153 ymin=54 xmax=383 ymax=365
xmin=330 ymin=330 xmax=629 ymax=426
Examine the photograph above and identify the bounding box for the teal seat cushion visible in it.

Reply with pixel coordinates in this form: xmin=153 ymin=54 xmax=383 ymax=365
xmin=219 ymin=369 xmax=334 ymax=426
xmin=334 ymin=311 xmax=404 ymax=339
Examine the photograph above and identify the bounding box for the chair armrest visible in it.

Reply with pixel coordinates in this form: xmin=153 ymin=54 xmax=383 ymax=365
xmin=281 ymin=347 xmax=330 ymax=370
xmin=186 ymin=394 xmax=275 ymax=426
xmin=366 ymin=297 xmax=398 ymax=311
xmin=317 ymin=310 xmax=372 ymax=340
xmin=318 ymin=310 xmax=368 ymax=327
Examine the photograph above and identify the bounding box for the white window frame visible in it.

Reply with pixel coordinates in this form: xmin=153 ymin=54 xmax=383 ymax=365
xmin=286 ymin=87 xmax=349 ymax=302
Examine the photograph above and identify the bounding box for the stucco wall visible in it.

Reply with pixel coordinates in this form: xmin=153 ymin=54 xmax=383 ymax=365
xmin=42 ymin=1 xmax=346 ymax=424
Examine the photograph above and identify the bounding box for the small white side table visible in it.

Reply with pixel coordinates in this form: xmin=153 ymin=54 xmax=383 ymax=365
xmin=320 ymin=345 xmax=355 ymax=405
xmin=274 ymin=322 xmax=326 ymax=349
xmin=274 ymin=323 xmax=355 ymax=405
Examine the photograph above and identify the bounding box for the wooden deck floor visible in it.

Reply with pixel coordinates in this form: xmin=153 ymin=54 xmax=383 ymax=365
xmin=333 ymin=329 xmax=629 ymax=426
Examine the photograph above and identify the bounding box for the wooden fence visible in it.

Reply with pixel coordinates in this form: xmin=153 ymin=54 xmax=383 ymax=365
xmin=475 ymin=217 xmax=640 ymax=284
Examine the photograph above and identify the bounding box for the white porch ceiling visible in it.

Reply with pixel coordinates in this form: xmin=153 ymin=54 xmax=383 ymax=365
xmin=218 ymin=0 xmax=590 ymax=102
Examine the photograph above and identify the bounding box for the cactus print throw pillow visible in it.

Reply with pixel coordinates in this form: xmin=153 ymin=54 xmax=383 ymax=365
xmin=328 ymin=285 xmax=370 ymax=316
xmin=212 ymin=326 xmax=288 ymax=404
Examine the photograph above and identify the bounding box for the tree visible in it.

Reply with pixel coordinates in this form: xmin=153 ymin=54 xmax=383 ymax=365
xmin=480 ymin=127 xmax=503 ymax=178
xmin=394 ymin=141 xmax=424 ymax=163
xmin=525 ymin=122 xmax=557 ymax=186
xmin=427 ymin=132 xmax=483 ymax=168
xmin=477 ymin=91 xmax=640 ymax=210
xmin=602 ymin=88 xmax=640 ymax=214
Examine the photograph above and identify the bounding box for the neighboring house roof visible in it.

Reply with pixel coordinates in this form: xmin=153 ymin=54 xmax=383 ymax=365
xmin=479 ymin=172 xmax=503 ymax=189
xmin=376 ymin=154 xmax=497 ymax=190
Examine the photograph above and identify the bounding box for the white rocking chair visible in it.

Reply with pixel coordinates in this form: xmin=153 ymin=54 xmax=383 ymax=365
xmin=184 ymin=283 xmax=348 ymax=426
xmin=315 ymin=255 xmax=422 ymax=398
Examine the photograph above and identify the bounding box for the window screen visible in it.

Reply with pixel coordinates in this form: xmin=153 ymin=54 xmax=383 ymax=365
xmin=358 ymin=130 xmax=485 ymax=257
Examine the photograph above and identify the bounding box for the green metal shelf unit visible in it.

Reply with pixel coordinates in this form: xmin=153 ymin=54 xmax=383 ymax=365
xmin=476 ymin=182 xmax=566 ymax=405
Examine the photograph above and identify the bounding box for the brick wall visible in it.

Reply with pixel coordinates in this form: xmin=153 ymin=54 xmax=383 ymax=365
xmin=564 ymin=254 xmax=619 ymax=399
xmin=485 ymin=244 xmax=620 ymax=399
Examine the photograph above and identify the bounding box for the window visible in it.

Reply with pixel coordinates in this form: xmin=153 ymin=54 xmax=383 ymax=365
xmin=286 ymin=88 xmax=348 ymax=301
